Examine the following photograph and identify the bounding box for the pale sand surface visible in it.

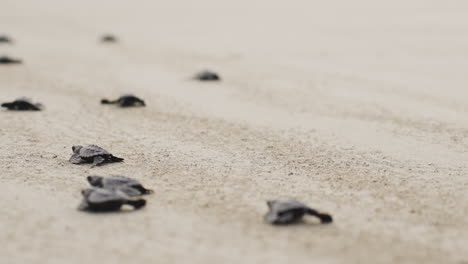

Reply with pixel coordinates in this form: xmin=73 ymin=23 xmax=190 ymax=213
xmin=1 ymin=0 xmax=468 ymax=263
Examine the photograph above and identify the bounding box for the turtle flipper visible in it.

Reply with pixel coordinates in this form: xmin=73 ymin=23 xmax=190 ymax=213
xmin=101 ymin=99 xmax=117 ymax=104
xmin=110 ymin=155 xmax=124 ymax=163
xmin=125 ymin=199 xmax=146 ymax=209
xmin=92 ymin=156 xmax=106 ymax=166
xmin=1 ymin=103 xmax=12 ymax=109
xmin=69 ymin=154 xmax=84 ymax=164
xmin=137 ymin=99 xmax=145 ymax=106
xmin=316 ymin=213 xmax=333 ymax=223
xmin=134 ymin=185 xmax=153 ymax=195
xmin=32 ymin=103 xmax=43 ymax=111
xmin=306 ymin=208 xmax=333 ymax=223
xmin=78 ymin=200 xmax=90 ymax=211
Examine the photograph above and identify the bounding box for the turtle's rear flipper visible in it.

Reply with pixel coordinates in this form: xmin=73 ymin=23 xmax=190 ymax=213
xmin=126 ymin=199 xmax=146 ymax=209
xmin=134 ymin=185 xmax=153 ymax=195
xmin=69 ymin=154 xmax=84 ymax=164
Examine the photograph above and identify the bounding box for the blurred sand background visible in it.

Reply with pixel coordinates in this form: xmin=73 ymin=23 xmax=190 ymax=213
xmin=1 ymin=0 xmax=467 ymax=263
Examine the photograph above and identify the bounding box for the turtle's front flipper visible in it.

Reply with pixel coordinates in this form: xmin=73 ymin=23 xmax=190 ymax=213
xmin=101 ymin=99 xmax=117 ymax=104
xmin=316 ymin=213 xmax=333 ymax=223
xmin=1 ymin=103 xmax=12 ymax=109
xmin=137 ymin=99 xmax=146 ymax=106
xmin=125 ymin=199 xmax=146 ymax=209
xmin=306 ymin=208 xmax=333 ymax=223
xmin=32 ymin=103 xmax=43 ymax=111
xmin=78 ymin=200 xmax=90 ymax=211
xmin=110 ymin=155 xmax=124 ymax=163
xmin=92 ymin=156 xmax=106 ymax=166
xmin=134 ymin=185 xmax=153 ymax=195
xmin=69 ymin=154 xmax=84 ymax=164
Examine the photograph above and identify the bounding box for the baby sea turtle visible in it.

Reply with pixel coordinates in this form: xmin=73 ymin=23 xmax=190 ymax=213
xmin=87 ymin=175 xmax=153 ymax=197
xmin=194 ymin=70 xmax=221 ymax=81
xmin=264 ymin=199 xmax=333 ymax=225
xmin=0 ymin=56 xmax=22 ymax=64
xmin=101 ymin=95 xmax=145 ymax=107
xmin=1 ymin=98 xmax=42 ymax=111
xmin=79 ymin=188 xmax=146 ymax=212
xmin=69 ymin=145 xmax=124 ymax=166
xmin=0 ymin=35 xmax=13 ymax=43
xmin=100 ymin=34 xmax=118 ymax=43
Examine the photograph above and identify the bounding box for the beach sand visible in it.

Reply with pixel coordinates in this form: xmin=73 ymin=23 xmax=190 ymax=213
xmin=1 ymin=0 xmax=467 ymax=263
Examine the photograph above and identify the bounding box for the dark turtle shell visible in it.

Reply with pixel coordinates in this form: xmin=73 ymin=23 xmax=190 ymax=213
xmin=79 ymin=188 xmax=146 ymax=212
xmin=264 ymin=199 xmax=333 ymax=225
xmin=1 ymin=98 xmax=42 ymax=111
xmin=101 ymin=95 xmax=145 ymax=107
xmin=194 ymin=70 xmax=220 ymax=81
xmin=87 ymin=175 xmax=153 ymax=196
xmin=73 ymin=145 xmax=110 ymax=158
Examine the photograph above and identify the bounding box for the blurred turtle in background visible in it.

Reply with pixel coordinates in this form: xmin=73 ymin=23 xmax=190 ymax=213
xmin=69 ymin=145 xmax=124 ymax=166
xmin=79 ymin=188 xmax=146 ymax=212
xmin=264 ymin=199 xmax=333 ymax=225
xmin=0 ymin=55 xmax=22 ymax=64
xmin=0 ymin=35 xmax=13 ymax=44
xmin=101 ymin=94 xmax=145 ymax=107
xmin=1 ymin=97 xmax=42 ymax=111
xmin=100 ymin=34 xmax=118 ymax=43
xmin=194 ymin=70 xmax=221 ymax=81
xmin=87 ymin=175 xmax=153 ymax=197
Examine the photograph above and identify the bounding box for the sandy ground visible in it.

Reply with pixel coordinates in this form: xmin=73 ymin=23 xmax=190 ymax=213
xmin=1 ymin=0 xmax=468 ymax=263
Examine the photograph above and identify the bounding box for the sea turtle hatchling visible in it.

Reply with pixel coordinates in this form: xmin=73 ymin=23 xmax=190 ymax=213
xmin=87 ymin=175 xmax=153 ymax=197
xmin=101 ymin=95 xmax=145 ymax=107
xmin=1 ymin=97 xmax=42 ymax=111
xmin=79 ymin=188 xmax=146 ymax=212
xmin=264 ymin=199 xmax=333 ymax=225
xmin=0 ymin=56 xmax=22 ymax=64
xmin=0 ymin=35 xmax=13 ymax=43
xmin=100 ymin=34 xmax=118 ymax=43
xmin=194 ymin=70 xmax=221 ymax=81
xmin=69 ymin=145 xmax=124 ymax=166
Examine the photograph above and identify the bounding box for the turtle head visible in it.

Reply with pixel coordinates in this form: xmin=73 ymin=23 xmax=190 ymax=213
xmin=81 ymin=188 xmax=94 ymax=197
xmin=72 ymin=145 xmax=83 ymax=153
xmin=87 ymin=176 xmax=104 ymax=187
xmin=1 ymin=103 xmax=11 ymax=108
xmin=266 ymin=200 xmax=277 ymax=209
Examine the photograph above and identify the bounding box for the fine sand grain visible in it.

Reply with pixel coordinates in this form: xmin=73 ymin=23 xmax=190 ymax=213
xmin=1 ymin=0 xmax=467 ymax=263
